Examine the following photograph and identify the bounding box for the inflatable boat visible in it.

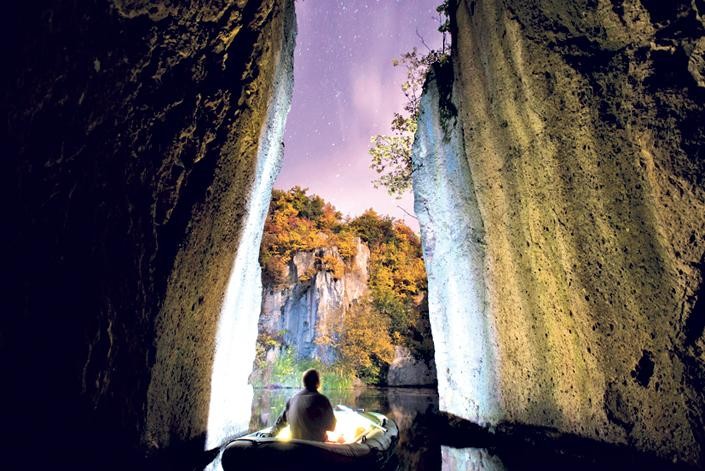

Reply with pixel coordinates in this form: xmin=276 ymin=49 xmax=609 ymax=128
xmin=221 ymin=406 xmax=399 ymax=471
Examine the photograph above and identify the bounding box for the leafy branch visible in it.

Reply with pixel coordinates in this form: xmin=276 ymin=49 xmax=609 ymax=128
xmin=369 ymin=3 xmax=451 ymax=198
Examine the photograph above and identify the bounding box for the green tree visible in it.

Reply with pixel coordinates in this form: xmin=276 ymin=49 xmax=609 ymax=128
xmin=288 ymin=186 xmax=325 ymax=221
xmin=349 ymin=209 xmax=395 ymax=247
xmin=369 ymin=3 xmax=451 ymax=198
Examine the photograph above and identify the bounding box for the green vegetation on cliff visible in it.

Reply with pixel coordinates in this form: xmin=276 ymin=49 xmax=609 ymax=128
xmin=256 ymin=187 xmax=432 ymax=385
xmin=369 ymin=2 xmax=451 ymax=197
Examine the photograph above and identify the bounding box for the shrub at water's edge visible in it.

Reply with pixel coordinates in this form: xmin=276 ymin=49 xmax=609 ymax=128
xmin=252 ymin=347 xmax=357 ymax=390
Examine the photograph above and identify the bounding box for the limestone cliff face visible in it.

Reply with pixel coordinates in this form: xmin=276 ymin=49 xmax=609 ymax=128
xmin=414 ymin=0 xmax=705 ymax=464
xmin=259 ymin=238 xmax=370 ymax=365
xmin=257 ymin=236 xmax=436 ymax=387
xmin=4 ymin=0 xmax=295 ymax=468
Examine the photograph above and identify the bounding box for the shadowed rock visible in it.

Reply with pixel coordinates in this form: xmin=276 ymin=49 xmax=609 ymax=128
xmin=2 ymin=1 xmax=295 ymax=468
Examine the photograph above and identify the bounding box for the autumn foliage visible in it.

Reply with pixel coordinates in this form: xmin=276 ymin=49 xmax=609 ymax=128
xmin=258 ymin=187 xmax=432 ymax=384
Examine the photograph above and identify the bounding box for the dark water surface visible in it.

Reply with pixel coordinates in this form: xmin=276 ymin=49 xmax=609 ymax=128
xmin=249 ymin=387 xmax=499 ymax=471
xmin=245 ymin=387 xmax=690 ymax=471
xmin=206 ymin=387 xmax=690 ymax=470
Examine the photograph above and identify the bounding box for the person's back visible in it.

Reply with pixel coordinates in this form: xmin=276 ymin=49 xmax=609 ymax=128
xmin=271 ymin=369 xmax=336 ymax=442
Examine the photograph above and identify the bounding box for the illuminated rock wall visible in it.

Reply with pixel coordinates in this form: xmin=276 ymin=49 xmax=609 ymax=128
xmin=3 ymin=0 xmax=295 ymax=468
xmin=202 ymin=0 xmax=295 ymax=449
xmin=412 ymin=63 xmax=501 ymax=424
xmin=414 ymin=0 xmax=705 ymax=465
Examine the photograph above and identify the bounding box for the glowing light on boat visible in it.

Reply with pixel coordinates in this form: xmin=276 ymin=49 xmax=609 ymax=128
xmin=275 ymin=426 xmax=293 ymax=442
xmin=274 ymin=408 xmax=380 ymax=444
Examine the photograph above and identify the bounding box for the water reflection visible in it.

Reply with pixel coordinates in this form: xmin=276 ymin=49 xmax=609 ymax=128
xmin=441 ymin=447 xmax=505 ymax=471
xmin=208 ymin=388 xmax=676 ymax=470
xmin=250 ymin=387 xmax=476 ymax=471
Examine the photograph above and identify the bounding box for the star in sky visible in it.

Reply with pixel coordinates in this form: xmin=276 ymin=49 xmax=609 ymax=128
xmin=275 ymin=0 xmax=444 ymax=230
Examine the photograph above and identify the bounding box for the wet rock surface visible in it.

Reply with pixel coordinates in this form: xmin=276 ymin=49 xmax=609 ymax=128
xmin=414 ymin=0 xmax=705 ymax=465
xmin=3 ymin=0 xmax=294 ymax=468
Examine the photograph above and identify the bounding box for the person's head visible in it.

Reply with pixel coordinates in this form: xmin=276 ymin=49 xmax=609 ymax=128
xmin=302 ymin=369 xmax=320 ymax=391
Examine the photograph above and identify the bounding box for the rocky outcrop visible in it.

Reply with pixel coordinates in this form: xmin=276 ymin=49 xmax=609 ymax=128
xmin=387 ymin=346 xmax=437 ymax=387
xmin=3 ymin=1 xmax=295 ymax=468
xmin=256 ymin=237 xmax=437 ymax=387
xmin=258 ymin=238 xmax=370 ymax=365
xmin=441 ymin=447 xmax=504 ymax=471
xmin=414 ymin=0 xmax=705 ymax=465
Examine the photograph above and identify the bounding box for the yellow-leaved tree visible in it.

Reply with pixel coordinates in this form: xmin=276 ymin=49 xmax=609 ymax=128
xmin=336 ymin=298 xmax=396 ymax=382
xmin=256 ymin=187 xmax=432 ymax=385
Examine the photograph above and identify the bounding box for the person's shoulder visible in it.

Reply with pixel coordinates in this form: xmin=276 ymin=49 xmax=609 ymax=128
xmin=315 ymin=391 xmax=333 ymax=405
xmin=294 ymin=388 xmax=316 ymax=399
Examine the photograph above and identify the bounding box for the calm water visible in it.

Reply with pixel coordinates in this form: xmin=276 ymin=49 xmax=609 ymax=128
xmin=249 ymin=387 xmax=503 ymax=471
xmin=208 ymin=388 xmax=672 ymax=470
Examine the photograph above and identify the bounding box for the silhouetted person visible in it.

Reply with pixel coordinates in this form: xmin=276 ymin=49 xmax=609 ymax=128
xmin=271 ymin=369 xmax=336 ymax=442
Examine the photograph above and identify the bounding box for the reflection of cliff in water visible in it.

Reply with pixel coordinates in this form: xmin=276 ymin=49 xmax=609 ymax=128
xmin=442 ymin=447 xmax=505 ymax=471
xmin=250 ymin=387 xmax=440 ymax=470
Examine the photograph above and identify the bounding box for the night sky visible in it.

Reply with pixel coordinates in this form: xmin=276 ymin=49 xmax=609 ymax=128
xmin=275 ymin=0 xmax=443 ymax=230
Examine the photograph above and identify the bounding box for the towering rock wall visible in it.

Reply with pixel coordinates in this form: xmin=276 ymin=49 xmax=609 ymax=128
xmin=413 ymin=64 xmax=501 ymax=425
xmin=414 ymin=0 xmax=705 ymax=465
xmin=202 ymin=0 xmax=296 ymax=450
xmin=3 ymin=1 xmax=295 ymax=468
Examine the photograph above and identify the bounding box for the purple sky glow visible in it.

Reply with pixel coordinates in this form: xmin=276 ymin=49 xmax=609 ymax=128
xmin=276 ymin=0 xmax=444 ymax=230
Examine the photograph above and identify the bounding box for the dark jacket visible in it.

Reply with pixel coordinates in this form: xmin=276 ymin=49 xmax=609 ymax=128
xmin=271 ymin=388 xmax=336 ymax=442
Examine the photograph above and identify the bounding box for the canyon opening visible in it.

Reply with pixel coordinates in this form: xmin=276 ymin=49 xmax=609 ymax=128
xmin=5 ymin=1 xmax=705 ymax=471
xmin=207 ymin=2 xmax=443 ymax=466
